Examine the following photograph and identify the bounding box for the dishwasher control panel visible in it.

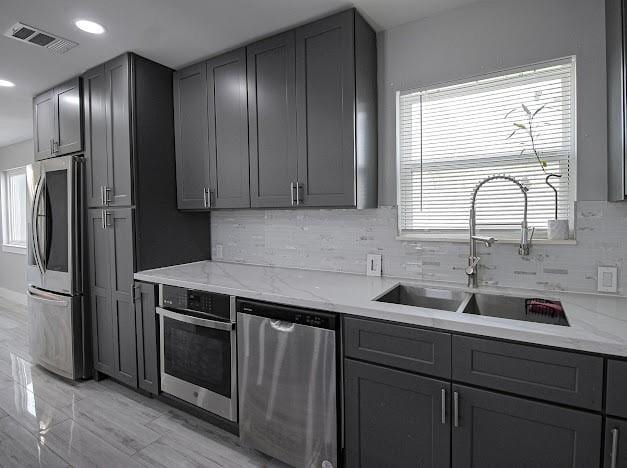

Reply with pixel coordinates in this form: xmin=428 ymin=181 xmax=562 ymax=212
xmin=238 ymin=299 xmax=337 ymax=330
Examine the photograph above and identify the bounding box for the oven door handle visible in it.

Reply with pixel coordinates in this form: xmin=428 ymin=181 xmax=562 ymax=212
xmin=156 ymin=307 xmax=235 ymax=331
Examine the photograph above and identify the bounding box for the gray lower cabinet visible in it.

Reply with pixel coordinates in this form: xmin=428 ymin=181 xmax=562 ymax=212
xmin=607 ymin=360 xmax=627 ymax=418
xmin=173 ymin=63 xmax=211 ymax=210
xmin=33 ymin=77 xmax=83 ymax=160
xmin=88 ymin=208 xmax=137 ymax=387
xmin=247 ymin=31 xmax=298 ymax=208
xmin=344 ymin=359 xmax=451 ymax=468
xmin=207 ymin=48 xmax=250 ymax=208
xmin=134 ymin=281 xmax=158 ymax=394
xmin=452 ymin=384 xmax=601 ymax=468
xmin=605 ymin=418 xmax=627 ymax=468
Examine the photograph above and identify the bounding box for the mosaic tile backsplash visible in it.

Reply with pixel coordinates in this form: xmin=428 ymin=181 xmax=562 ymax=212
xmin=210 ymin=201 xmax=627 ymax=296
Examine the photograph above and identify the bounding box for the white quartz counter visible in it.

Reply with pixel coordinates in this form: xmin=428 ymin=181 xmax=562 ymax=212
xmin=135 ymin=261 xmax=627 ymax=357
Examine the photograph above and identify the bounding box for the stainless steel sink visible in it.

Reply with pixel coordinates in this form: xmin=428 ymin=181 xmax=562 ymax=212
xmin=462 ymin=293 xmax=569 ymax=327
xmin=375 ymin=284 xmax=467 ymax=312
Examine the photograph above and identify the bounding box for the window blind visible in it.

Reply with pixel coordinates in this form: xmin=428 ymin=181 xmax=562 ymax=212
xmin=2 ymin=167 xmax=27 ymax=247
xmin=397 ymin=58 xmax=576 ymax=235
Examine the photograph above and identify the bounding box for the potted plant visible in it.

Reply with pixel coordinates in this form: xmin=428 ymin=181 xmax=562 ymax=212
xmin=505 ymin=103 xmax=569 ymax=240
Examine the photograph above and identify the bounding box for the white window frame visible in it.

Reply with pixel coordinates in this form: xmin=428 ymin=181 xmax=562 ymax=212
xmin=1 ymin=166 xmax=28 ymax=254
xmin=395 ymin=57 xmax=577 ymax=244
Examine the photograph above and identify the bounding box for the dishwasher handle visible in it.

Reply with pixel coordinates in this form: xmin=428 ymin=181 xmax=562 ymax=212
xmin=270 ymin=319 xmax=295 ymax=332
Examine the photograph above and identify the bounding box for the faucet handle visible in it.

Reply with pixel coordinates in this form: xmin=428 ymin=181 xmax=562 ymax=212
xmin=465 ymin=256 xmax=480 ymax=276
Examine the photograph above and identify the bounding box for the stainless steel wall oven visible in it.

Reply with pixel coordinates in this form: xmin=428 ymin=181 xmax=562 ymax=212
xmin=157 ymin=285 xmax=237 ymax=422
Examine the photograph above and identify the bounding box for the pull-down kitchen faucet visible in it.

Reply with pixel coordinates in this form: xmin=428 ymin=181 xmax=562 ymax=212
xmin=466 ymin=174 xmax=534 ymax=288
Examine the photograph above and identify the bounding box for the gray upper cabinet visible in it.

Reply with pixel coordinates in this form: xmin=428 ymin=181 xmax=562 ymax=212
xmin=452 ymin=385 xmax=602 ymax=468
xmin=173 ymin=63 xmax=211 ymax=210
xmin=295 ymin=11 xmax=356 ymax=207
xmin=33 ymin=77 xmax=83 ymax=161
xmin=83 ymin=55 xmax=132 ymax=208
xmin=54 ymin=78 xmax=83 ymax=155
xmin=247 ymin=31 xmax=298 ymax=208
xmin=607 ymin=0 xmax=627 ymax=200
xmin=33 ymin=90 xmax=55 ymax=160
xmin=134 ymin=281 xmax=158 ymax=394
xmin=345 ymin=359 xmax=451 ymax=468
xmin=208 ymin=48 xmax=250 ymax=208
xmin=83 ymin=65 xmax=109 ymax=208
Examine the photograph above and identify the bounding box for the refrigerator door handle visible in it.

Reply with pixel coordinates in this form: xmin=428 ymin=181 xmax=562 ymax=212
xmin=30 ymin=175 xmax=46 ymax=275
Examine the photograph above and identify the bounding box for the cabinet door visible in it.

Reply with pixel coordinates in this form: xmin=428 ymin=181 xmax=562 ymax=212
xmin=87 ymin=209 xmax=114 ymax=375
xmin=605 ymin=418 xmax=627 ymax=468
xmin=173 ymin=63 xmax=211 ymax=210
xmin=108 ymin=208 xmax=137 ymax=387
xmin=452 ymin=385 xmax=601 ymax=468
xmin=134 ymin=281 xmax=158 ymax=394
xmin=208 ymin=49 xmax=250 ymax=208
xmin=33 ymin=90 xmax=55 ymax=161
xmin=247 ymin=32 xmax=298 ymax=207
xmin=296 ymin=11 xmax=356 ymax=207
xmin=105 ymin=55 xmax=133 ymax=207
xmin=345 ymin=359 xmax=451 ymax=468
xmin=54 ymin=77 xmax=83 ymax=155
xmin=83 ymin=65 xmax=109 ymax=208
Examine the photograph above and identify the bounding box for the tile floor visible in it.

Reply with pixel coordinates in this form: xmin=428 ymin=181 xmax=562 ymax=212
xmin=0 ymin=295 xmax=286 ymax=467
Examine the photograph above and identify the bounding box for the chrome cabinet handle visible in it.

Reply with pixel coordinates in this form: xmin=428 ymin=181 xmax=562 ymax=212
xmin=104 ymin=210 xmax=111 ymax=228
xmin=295 ymin=182 xmax=301 ymax=205
xmin=49 ymin=138 xmax=54 ymax=155
xmin=52 ymin=140 xmax=59 ymax=153
xmin=441 ymin=388 xmax=446 ymax=424
xmin=203 ymin=188 xmax=211 ymax=208
xmin=104 ymin=186 xmax=112 ymax=205
xmin=100 ymin=186 xmax=105 ymax=206
xmin=453 ymin=391 xmax=459 ymax=428
xmin=290 ymin=182 xmax=296 ymax=206
xmin=611 ymin=428 xmax=619 ymax=468
xmin=101 ymin=210 xmax=106 ymax=229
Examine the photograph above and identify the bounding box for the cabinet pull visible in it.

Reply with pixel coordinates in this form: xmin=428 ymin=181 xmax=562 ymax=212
xmin=104 ymin=187 xmax=112 ymax=205
xmin=49 ymin=138 xmax=54 ymax=155
xmin=290 ymin=182 xmax=296 ymax=206
xmin=203 ymin=188 xmax=211 ymax=208
xmin=101 ymin=210 xmax=106 ymax=230
xmin=611 ymin=428 xmax=619 ymax=468
xmin=53 ymin=140 xmax=59 ymax=153
xmin=102 ymin=210 xmax=111 ymax=229
xmin=441 ymin=388 xmax=446 ymax=424
xmin=100 ymin=186 xmax=105 ymax=206
xmin=453 ymin=391 xmax=459 ymax=428
xmin=207 ymin=188 xmax=213 ymax=208
xmin=295 ymin=182 xmax=301 ymax=206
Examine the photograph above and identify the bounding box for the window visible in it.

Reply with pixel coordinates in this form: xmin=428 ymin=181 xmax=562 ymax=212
xmin=397 ymin=57 xmax=576 ymax=238
xmin=1 ymin=167 xmax=27 ymax=253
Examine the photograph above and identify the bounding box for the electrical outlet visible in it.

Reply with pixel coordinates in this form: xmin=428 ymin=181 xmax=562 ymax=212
xmin=597 ymin=266 xmax=618 ymax=293
xmin=214 ymin=244 xmax=223 ymax=260
xmin=367 ymin=254 xmax=382 ymax=276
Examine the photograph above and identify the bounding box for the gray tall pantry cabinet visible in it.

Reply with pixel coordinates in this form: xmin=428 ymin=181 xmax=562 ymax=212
xmin=83 ymin=53 xmax=210 ymax=388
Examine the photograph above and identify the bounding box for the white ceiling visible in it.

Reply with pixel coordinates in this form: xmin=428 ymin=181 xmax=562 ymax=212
xmin=0 ymin=0 xmax=484 ymax=148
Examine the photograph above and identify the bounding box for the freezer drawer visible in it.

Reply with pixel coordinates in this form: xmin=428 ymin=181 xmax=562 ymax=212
xmin=238 ymin=309 xmax=337 ymax=468
xmin=28 ymin=286 xmax=85 ymax=380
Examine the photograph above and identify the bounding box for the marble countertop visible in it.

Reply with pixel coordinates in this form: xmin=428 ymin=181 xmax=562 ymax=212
xmin=135 ymin=261 xmax=627 ymax=357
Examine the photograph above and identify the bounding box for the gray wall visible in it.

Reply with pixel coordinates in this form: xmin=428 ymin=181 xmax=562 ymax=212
xmin=378 ymin=0 xmax=607 ymax=205
xmin=0 ymin=139 xmax=33 ymax=294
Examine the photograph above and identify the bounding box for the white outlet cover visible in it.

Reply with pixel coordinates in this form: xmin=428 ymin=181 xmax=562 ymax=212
xmin=367 ymin=254 xmax=382 ymax=276
xmin=597 ymin=266 xmax=618 ymax=293
xmin=214 ymin=244 xmax=224 ymax=260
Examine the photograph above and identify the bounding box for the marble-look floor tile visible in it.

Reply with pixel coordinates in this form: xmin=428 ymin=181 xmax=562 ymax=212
xmin=0 ymin=382 xmax=69 ymax=436
xmin=12 ymin=362 xmax=84 ymax=410
xmin=139 ymin=408 xmax=288 ymax=468
xmin=42 ymin=419 xmax=146 ymax=468
xmin=0 ymin=415 xmax=69 ymax=468
xmin=61 ymin=393 xmax=162 ymax=456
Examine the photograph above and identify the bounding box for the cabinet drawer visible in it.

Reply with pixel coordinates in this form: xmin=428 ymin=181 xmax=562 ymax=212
xmin=344 ymin=317 xmax=451 ymax=378
xmin=452 ymin=335 xmax=603 ymax=410
xmin=607 ymin=360 xmax=627 ymax=418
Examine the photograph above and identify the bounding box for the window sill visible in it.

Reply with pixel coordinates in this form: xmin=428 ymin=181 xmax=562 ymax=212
xmin=2 ymin=244 xmax=26 ymax=255
xmin=396 ymin=233 xmax=577 ymax=246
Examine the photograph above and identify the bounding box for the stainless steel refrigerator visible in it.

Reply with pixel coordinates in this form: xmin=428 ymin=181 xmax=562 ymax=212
xmin=26 ymin=154 xmax=90 ymax=380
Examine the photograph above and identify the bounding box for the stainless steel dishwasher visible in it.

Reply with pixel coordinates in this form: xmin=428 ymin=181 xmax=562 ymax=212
xmin=237 ymin=299 xmax=338 ymax=468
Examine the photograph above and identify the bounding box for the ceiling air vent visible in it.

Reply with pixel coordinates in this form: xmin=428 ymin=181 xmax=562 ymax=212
xmin=4 ymin=22 xmax=78 ymax=54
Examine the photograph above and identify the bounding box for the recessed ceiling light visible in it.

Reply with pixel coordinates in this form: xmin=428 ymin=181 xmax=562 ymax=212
xmin=0 ymin=79 xmax=15 ymax=87
xmin=75 ymin=19 xmax=105 ymax=35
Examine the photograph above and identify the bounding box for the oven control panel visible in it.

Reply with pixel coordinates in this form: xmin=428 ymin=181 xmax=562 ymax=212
xmin=161 ymin=285 xmax=231 ymax=320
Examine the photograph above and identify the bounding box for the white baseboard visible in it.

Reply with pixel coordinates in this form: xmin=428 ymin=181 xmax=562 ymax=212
xmin=0 ymin=287 xmax=27 ymax=306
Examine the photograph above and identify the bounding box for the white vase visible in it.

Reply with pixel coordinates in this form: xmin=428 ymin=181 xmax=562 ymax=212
xmin=547 ymin=219 xmax=569 ymax=240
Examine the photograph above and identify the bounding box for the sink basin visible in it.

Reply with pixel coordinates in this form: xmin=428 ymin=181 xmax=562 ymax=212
xmin=375 ymin=284 xmax=467 ymax=312
xmin=462 ymin=293 xmax=569 ymax=327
